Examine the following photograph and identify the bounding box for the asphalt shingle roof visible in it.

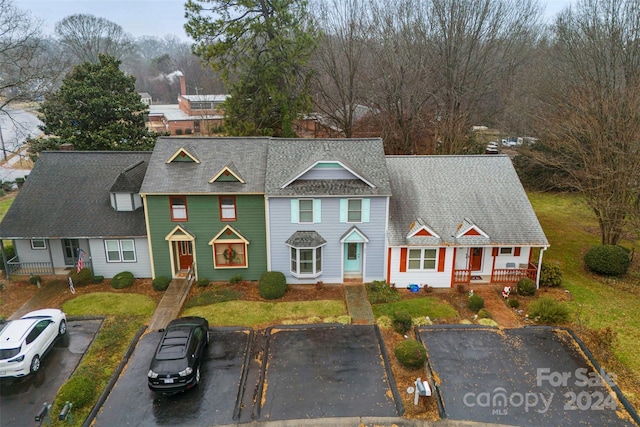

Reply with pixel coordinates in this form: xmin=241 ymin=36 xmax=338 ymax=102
xmin=386 ymin=155 xmax=549 ymax=247
xmin=140 ymin=137 xmax=268 ymax=194
xmin=265 ymin=138 xmax=391 ymax=196
xmin=0 ymin=151 xmax=151 ymax=239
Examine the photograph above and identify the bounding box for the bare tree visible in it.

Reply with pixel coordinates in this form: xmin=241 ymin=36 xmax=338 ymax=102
xmin=424 ymin=0 xmax=543 ymax=154
xmin=531 ymin=0 xmax=640 ymax=245
xmin=310 ymin=0 xmax=371 ymax=138
xmin=55 ymin=14 xmax=136 ymax=64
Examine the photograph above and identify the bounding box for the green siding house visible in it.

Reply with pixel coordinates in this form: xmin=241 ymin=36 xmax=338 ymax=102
xmin=140 ymin=137 xmax=268 ymax=281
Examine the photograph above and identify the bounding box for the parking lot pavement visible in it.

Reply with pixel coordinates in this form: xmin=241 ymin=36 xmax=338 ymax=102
xmin=0 ymin=319 xmax=102 ymax=427
xmin=93 ymin=324 xmax=401 ymax=426
xmin=418 ymin=325 xmax=638 ymax=427
xmin=256 ymin=324 xmax=400 ymax=421
xmin=93 ymin=327 xmax=253 ymax=427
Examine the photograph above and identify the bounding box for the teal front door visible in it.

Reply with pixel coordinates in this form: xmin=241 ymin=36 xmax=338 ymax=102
xmin=344 ymin=242 xmax=362 ymax=273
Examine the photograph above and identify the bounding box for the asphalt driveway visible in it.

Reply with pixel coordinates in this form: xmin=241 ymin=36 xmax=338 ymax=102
xmin=93 ymin=324 xmax=401 ymax=426
xmin=417 ymin=325 xmax=638 ymax=427
xmin=0 ymin=319 xmax=102 ymax=427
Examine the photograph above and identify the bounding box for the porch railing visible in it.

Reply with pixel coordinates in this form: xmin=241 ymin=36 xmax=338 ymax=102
xmin=453 ymin=263 xmax=538 ymax=285
xmin=5 ymin=256 xmax=93 ymax=277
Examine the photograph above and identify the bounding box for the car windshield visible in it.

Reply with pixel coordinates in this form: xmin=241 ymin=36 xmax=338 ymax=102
xmin=0 ymin=347 xmax=21 ymax=360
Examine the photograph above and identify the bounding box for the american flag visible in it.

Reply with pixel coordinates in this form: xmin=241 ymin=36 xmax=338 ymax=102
xmin=77 ymin=248 xmax=84 ymax=273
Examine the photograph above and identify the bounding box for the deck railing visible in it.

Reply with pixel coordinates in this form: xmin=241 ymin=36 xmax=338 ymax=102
xmin=453 ymin=263 xmax=538 ymax=285
xmin=5 ymin=256 xmax=93 ymax=278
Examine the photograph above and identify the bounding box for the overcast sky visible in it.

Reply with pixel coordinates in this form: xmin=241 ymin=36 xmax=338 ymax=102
xmin=14 ymin=0 xmax=575 ymax=40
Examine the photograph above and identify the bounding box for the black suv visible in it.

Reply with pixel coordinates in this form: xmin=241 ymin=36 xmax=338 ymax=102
xmin=147 ymin=316 xmax=209 ymax=394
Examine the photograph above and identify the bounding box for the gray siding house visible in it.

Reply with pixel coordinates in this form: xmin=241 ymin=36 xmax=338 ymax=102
xmin=265 ymin=138 xmax=391 ymax=284
xmin=0 ymin=151 xmax=153 ymax=279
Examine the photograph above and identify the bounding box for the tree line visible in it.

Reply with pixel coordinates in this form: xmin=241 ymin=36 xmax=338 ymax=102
xmin=2 ymin=0 xmax=640 ymax=246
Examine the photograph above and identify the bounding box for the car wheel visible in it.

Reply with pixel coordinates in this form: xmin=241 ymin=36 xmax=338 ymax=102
xmin=195 ymin=366 xmax=201 ymax=385
xmin=58 ymin=320 xmax=67 ymax=336
xmin=30 ymin=355 xmax=41 ymax=374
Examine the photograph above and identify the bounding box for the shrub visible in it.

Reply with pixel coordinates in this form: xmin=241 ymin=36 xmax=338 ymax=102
xmin=92 ymin=275 xmax=104 ymax=283
xmin=516 ymin=278 xmax=536 ymax=296
xmin=68 ymin=268 xmax=93 ymax=287
xmin=478 ymin=318 xmax=499 ymax=327
xmin=528 ymin=297 xmax=571 ymax=324
xmin=456 ymin=283 xmax=467 ymax=294
xmin=540 ymin=263 xmax=563 ymax=287
xmin=477 ymin=308 xmax=492 ymax=319
xmin=584 ymin=245 xmax=630 ymax=276
xmin=468 ymin=294 xmax=485 ymax=312
xmin=175 ymin=128 xmax=183 ymax=135
xmin=392 ymin=311 xmax=413 ymax=335
xmin=111 ymin=271 xmax=134 ymax=289
xmin=56 ymin=375 xmax=96 ymax=409
xmin=197 ymin=278 xmax=210 ymax=288
xmin=507 ymin=298 xmax=520 ymax=309
xmin=152 ymin=276 xmax=171 ymax=291
xmin=366 ymin=280 xmax=400 ymax=304
xmin=376 ymin=315 xmax=393 ymax=329
xmin=395 ymin=339 xmax=426 ymax=369
xmin=230 ymin=275 xmax=243 ymax=285
xmin=29 ymin=275 xmax=41 ymax=286
xmin=259 ymin=271 xmax=287 ymax=300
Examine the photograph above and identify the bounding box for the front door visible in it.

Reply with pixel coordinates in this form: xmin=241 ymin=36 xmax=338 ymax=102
xmin=62 ymin=239 xmax=79 ymax=266
xmin=469 ymin=247 xmax=483 ymax=271
xmin=177 ymin=241 xmax=193 ymax=270
xmin=344 ymin=242 xmax=362 ymax=274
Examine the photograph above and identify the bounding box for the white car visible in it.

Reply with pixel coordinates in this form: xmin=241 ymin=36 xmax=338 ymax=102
xmin=0 ymin=309 xmax=67 ymax=377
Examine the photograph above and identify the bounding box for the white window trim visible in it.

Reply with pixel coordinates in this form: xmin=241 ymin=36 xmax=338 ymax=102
xmin=407 ymin=248 xmax=437 ymax=271
xmin=290 ymin=246 xmax=323 ymax=278
xmin=298 ymin=199 xmax=314 ymax=224
xmin=104 ymin=239 xmax=136 ymax=263
xmin=347 ymin=198 xmax=362 ymax=223
xmin=30 ymin=239 xmax=47 ymax=250
xmin=499 ymin=247 xmax=513 ymax=255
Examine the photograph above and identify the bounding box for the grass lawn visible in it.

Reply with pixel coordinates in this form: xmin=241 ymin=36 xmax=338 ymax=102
xmin=183 ymin=300 xmax=347 ymax=327
xmin=372 ymin=297 xmax=458 ymax=320
xmin=529 ymin=192 xmax=640 ymax=404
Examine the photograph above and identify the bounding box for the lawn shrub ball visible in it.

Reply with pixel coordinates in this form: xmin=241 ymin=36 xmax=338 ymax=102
xmin=111 ymin=271 xmax=134 ymax=289
xmin=230 ymin=274 xmax=243 ymax=285
xmin=540 ymin=263 xmax=563 ymax=287
xmin=395 ymin=339 xmax=426 ymax=369
xmin=508 ymin=298 xmax=520 ymax=309
xmin=366 ymin=280 xmax=400 ymax=303
xmin=516 ymin=277 xmax=536 ymax=296
xmin=152 ymin=276 xmax=171 ymax=291
xmin=477 ymin=308 xmax=492 ymax=319
xmin=29 ymin=275 xmax=41 ymax=285
xmin=259 ymin=271 xmax=287 ymax=299
xmin=68 ymin=267 xmax=93 ymax=287
xmin=584 ymin=244 xmax=630 ymax=276
xmin=197 ymin=277 xmax=209 ymax=287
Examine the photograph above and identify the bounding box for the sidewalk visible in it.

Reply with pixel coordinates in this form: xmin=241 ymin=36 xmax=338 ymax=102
xmin=8 ymin=279 xmax=68 ymax=320
xmin=146 ymin=277 xmax=193 ymax=332
xmin=343 ymin=283 xmax=375 ymax=324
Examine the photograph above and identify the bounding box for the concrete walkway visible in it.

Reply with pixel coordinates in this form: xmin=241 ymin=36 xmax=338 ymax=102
xmin=146 ymin=278 xmax=194 ymax=332
xmin=343 ymin=283 xmax=376 ymax=324
xmin=8 ymin=279 xmax=68 ymax=320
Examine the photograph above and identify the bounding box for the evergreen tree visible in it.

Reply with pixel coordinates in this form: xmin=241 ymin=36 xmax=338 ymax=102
xmin=185 ymin=0 xmax=317 ymax=137
xmin=34 ymin=54 xmax=156 ymax=153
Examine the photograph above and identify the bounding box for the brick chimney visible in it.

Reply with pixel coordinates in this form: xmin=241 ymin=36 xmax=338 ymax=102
xmin=177 ymin=71 xmax=186 ymax=96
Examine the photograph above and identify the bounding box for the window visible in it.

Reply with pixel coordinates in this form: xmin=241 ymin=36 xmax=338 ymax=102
xmin=31 ymin=239 xmax=46 ymax=250
xmin=347 ymin=199 xmax=362 ymax=222
xmin=290 ymin=247 xmax=322 ymax=277
xmin=105 ymin=239 xmax=136 ymax=262
xmin=500 ymin=247 xmax=513 ymax=255
xmin=213 ymin=242 xmax=247 ymax=268
xmin=299 ymin=199 xmax=313 ymax=223
xmin=219 ymin=196 xmax=236 ymax=221
xmin=407 ymin=248 xmax=437 ymax=270
xmin=170 ymin=196 xmax=187 ymax=221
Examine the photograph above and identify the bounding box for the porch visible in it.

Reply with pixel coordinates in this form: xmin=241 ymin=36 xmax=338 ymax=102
xmin=453 ymin=263 xmax=538 ymax=285
xmin=4 ymin=256 xmax=93 ymax=278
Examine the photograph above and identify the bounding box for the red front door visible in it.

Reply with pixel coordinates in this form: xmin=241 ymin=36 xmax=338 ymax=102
xmin=470 ymin=247 xmax=483 ymax=271
xmin=178 ymin=241 xmax=193 ymax=270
